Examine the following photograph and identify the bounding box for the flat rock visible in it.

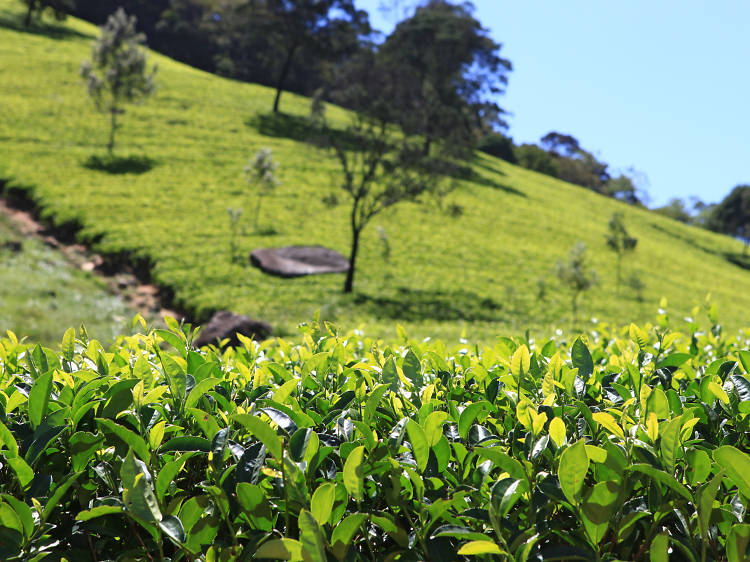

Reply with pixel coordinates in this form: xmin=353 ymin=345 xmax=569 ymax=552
xmin=250 ymin=245 xmax=350 ymax=277
xmin=194 ymin=310 xmax=272 ymax=348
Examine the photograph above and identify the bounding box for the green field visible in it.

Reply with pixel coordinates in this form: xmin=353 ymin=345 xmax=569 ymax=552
xmin=2 ymin=1 xmax=750 ymax=342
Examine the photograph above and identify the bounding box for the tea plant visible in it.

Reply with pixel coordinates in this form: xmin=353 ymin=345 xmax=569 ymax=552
xmin=0 ymin=305 xmax=748 ymax=560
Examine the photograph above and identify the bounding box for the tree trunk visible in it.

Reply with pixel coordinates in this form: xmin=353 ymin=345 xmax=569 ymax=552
xmin=344 ymin=226 xmax=361 ymax=294
xmin=272 ymin=43 xmax=299 ymax=114
xmin=253 ymin=194 xmax=263 ymax=233
xmin=422 ymin=136 xmax=431 ymax=157
xmin=107 ymin=108 xmax=117 ymax=155
xmin=25 ymin=1 xmax=35 ymax=27
xmin=616 ymin=254 xmax=621 ymax=295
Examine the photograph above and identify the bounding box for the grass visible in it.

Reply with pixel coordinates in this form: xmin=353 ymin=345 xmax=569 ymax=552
xmin=0 ymin=209 xmax=131 ymax=344
xmin=2 ymin=0 xmax=750 ymax=342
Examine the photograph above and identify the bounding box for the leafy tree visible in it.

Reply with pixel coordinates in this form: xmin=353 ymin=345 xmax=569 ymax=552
xmin=375 ymin=0 xmax=511 ymax=156
xmin=555 ymin=149 xmax=610 ymax=192
xmin=653 ymin=197 xmax=694 ymax=223
xmin=80 ymin=8 xmax=157 ymax=154
xmin=540 ymin=131 xmax=581 ymax=158
xmin=245 ymin=148 xmax=280 ymax=233
xmin=604 ymin=174 xmax=639 ymax=205
xmin=478 ymin=132 xmax=516 ymax=163
xmin=605 ymin=212 xmax=637 ymax=294
xmin=210 ymin=0 xmax=370 ymax=113
xmin=709 ymin=185 xmax=750 ymax=254
xmin=556 ymin=242 xmax=597 ymax=325
xmin=19 ymin=0 xmax=73 ymax=27
xmin=514 ymin=144 xmax=559 ymax=177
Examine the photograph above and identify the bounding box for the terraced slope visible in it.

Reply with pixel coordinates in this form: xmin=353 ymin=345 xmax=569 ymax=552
xmin=1 ymin=1 xmax=749 ymax=341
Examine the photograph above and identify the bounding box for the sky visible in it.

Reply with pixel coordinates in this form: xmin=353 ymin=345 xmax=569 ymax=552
xmin=356 ymin=0 xmax=750 ymax=208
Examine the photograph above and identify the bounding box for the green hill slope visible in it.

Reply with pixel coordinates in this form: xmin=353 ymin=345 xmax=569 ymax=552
xmin=1 ymin=2 xmax=749 ymax=341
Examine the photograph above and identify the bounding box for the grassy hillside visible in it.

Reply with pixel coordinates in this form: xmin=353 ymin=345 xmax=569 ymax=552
xmin=1 ymin=1 xmax=749 ymax=342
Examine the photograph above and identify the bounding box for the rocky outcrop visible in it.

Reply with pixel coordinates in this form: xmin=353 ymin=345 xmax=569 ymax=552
xmin=250 ymin=245 xmax=349 ymax=277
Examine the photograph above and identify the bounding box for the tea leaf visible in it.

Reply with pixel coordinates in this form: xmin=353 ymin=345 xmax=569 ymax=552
xmin=343 ymin=445 xmax=365 ymax=501
xmin=310 ymin=482 xmax=335 ymax=526
xmin=457 ymin=540 xmax=504 ymax=555
xmin=559 ymin=439 xmax=589 ymax=505
xmin=233 ymin=414 xmax=283 ymax=460
xmin=713 ymin=446 xmax=750 ymax=498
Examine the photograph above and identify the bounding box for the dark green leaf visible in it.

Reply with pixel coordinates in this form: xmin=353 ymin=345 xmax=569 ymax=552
xmin=571 ymin=339 xmax=593 ymax=379
xmin=28 ymin=372 xmax=53 ymax=428
xmin=96 ymin=418 xmax=150 ymax=461
xmin=159 ymin=514 xmax=186 ymax=544
xmin=289 ymin=427 xmax=312 ymax=462
xmin=160 ymin=436 xmax=211 ymax=453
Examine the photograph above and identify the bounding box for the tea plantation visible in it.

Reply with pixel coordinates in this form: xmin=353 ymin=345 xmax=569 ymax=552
xmin=2 ymin=0 xmax=750 ymax=342
xmin=0 ymin=305 xmax=749 ymax=560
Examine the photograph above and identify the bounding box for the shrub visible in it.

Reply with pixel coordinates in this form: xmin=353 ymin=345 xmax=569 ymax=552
xmin=0 ymin=310 xmax=748 ymax=560
xmin=477 ymin=132 xmax=517 ymax=163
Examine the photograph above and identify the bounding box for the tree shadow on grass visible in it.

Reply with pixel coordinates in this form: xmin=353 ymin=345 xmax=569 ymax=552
xmin=247 ymin=111 xmax=363 ymax=150
xmin=649 ymin=222 xmax=750 ymax=272
xmin=724 ymin=251 xmax=750 ymax=271
xmin=83 ymin=154 xmax=156 ymax=175
xmin=449 ymin=161 xmax=526 ymax=197
xmin=0 ymin=11 xmax=92 ymax=41
xmin=649 ymin=223 xmax=717 ymax=256
xmin=353 ymin=287 xmax=503 ymax=322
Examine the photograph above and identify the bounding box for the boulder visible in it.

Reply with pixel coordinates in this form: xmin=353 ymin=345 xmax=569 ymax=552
xmin=250 ymin=245 xmax=350 ymax=277
xmin=194 ymin=310 xmax=272 ymax=348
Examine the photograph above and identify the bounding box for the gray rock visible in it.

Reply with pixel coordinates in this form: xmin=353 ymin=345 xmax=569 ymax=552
xmin=250 ymin=245 xmax=350 ymax=277
xmin=194 ymin=310 xmax=272 ymax=348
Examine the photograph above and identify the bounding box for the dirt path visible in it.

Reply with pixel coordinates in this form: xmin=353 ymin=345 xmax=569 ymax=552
xmin=0 ymin=198 xmax=179 ymax=323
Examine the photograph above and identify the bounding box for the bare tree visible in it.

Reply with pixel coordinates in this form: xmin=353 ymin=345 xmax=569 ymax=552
xmin=317 ymin=111 xmax=445 ymax=293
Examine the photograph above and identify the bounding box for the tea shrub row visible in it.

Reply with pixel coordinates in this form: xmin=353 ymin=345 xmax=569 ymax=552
xmin=0 ymin=307 xmax=748 ymax=561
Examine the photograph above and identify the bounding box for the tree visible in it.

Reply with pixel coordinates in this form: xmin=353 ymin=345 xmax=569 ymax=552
xmin=514 ymin=144 xmax=559 ymax=177
xmin=654 ymin=198 xmax=693 ymax=223
xmin=478 ymin=132 xmax=516 ymax=163
xmin=212 ymin=0 xmax=370 ymax=113
xmin=19 ymin=0 xmax=73 ymax=27
xmin=556 ymin=242 xmax=597 ymax=325
xmin=80 ymin=9 xmax=157 ymax=154
xmin=316 ymin=109 xmax=446 ymax=294
xmin=245 ymin=148 xmax=280 ymax=233
xmin=709 ymin=185 xmax=750 ymax=254
xmin=375 ymin=0 xmax=511 ymax=156
xmin=605 ymin=212 xmax=637 ymax=294
xmin=540 ymin=132 xmax=581 ymax=158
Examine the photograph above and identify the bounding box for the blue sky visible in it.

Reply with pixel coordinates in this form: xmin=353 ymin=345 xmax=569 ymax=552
xmin=357 ymin=0 xmax=749 ymax=207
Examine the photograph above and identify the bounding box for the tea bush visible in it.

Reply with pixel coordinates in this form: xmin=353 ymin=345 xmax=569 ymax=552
xmin=0 ymin=304 xmax=749 ymax=561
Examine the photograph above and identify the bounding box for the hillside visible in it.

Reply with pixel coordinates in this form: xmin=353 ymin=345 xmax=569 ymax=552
xmin=0 ymin=207 xmax=130 ymax=343
xmin=1 ymin=1 xmax=749 ymax=342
